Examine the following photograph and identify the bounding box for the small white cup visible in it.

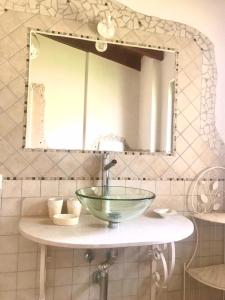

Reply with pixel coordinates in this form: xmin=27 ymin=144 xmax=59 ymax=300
xmin=48 ymin=197 xmax=63 ymax=219
xmin=67 ymin=197 xmax=82 ymax=217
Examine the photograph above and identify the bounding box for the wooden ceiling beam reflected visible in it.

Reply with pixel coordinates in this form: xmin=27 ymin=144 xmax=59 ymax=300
xmin=41 ymin=33 xmax=164 ymax=71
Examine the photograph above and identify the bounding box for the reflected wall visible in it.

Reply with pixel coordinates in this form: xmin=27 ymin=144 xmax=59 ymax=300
xmin=25 ymin=31 xmax=176 ymax=153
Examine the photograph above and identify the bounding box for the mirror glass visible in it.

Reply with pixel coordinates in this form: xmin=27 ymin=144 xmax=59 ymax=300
xmin=25 ymin=30 xmax=176 ymax=153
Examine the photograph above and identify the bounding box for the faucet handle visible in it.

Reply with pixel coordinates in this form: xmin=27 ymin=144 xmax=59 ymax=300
xmin=104 ymin=159 xmax=117 ymax=171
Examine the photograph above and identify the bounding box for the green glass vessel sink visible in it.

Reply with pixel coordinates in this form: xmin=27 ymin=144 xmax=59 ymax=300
xmin=76 ymin=186 xmax=155 ymax=228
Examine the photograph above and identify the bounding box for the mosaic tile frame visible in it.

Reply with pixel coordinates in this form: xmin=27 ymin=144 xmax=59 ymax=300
xmin=22 ymin=27 xmax=179 ymax=156
xmin=0 ymin=0 xmax=224 ymax=180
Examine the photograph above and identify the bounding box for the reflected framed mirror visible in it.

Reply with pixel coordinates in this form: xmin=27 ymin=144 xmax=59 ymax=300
xmin=24 ymin=30 xmax=177 ymax=154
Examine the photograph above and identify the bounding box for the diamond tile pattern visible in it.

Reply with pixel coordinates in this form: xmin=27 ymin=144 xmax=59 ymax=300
xmin=0 ymin=5 xmax=223 ymax=180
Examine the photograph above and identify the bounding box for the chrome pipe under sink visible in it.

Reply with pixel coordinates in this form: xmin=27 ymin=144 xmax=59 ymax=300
xmin=93 ymin=249 xmax=118 ymax=300
xmin=93 ymin=269 xmax=108 ymax=300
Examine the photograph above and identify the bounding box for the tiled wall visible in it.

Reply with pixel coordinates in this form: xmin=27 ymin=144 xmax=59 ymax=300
xmin=0 ymin=179 xmax=224 ymax=300
xmin=0 ymin=1 xmax=224 ymax=300
xmin=0 ymin=7 xmax=223 ymax=179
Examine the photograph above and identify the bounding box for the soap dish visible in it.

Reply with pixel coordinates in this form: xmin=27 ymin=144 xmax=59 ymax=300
xmin=53 ymin=214 xmax=79 ymax=226
xmin=153 ymin=208 xmax=177 ymax=218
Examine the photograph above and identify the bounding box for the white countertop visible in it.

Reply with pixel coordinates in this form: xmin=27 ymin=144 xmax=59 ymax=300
xmin=19 ymin=214 xmax=193 ymax=249
xmin=19 ymin=215 xmax=194 ymax=248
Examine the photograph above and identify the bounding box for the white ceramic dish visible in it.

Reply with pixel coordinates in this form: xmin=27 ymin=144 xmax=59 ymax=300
xmin=153 ymin=208 xmax=177 ymax=218
xmin=53 ymin=214 xmax=79 ymax=226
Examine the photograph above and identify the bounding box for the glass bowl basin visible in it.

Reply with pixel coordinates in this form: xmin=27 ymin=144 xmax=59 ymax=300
xmin=76 ymin=186 xmax=155 ymax=228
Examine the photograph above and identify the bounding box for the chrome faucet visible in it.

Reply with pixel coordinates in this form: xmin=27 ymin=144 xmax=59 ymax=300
xmin=102 ymin=153 xmax=117 ymax=190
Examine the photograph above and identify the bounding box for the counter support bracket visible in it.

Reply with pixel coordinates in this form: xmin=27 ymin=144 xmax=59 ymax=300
xmin=39 ymin=244 xmax=47 ymax=300
xmin=150 ymin=242 xmax=176 ymax=300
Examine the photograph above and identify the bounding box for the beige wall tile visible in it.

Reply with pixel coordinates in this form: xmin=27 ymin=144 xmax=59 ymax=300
xmin=125 ymin=180 xmax=141 ymax=188
xmin=137 ymin=277 xmax=150 ymax=298
xmin=108 ymin=280 xmax=123 ymax=297
xmin=109 ymin=263 xmax=124 ymax=281
xmin=0 ymin=198 xmax=21 ymax=216
xmin=0 ymin=254 xmax=17 ymax=272
xmin=17 ymin=271 xmax=36 ymax=289
xmin=18 ymin=253 xmax=37 ymax=271
xmin=72 ymin=284 xmax=89 ymax=300
xmin=76 ymin=180 xmax=95 ymax=189
xmin=54 ymin=286 xmax=72 ymax=300
xmin=168 ymin=196 xmax=185 ymax=211
xmin=55 ymin=268 xmax=73 ymax=286
xmin=73 ymin=266 xmax=90 ymax=284
xmin=167 ymin=291 xmax=182 ymax=300
xmin=59 ymin=180 xmax=76 ymax=197
xmin=122 ymin=279 xmax=138 ymax=296
xmin=46 ymin=269 xmax=55 ymax=287
xmin=2 ymin=180 xmax=21 ymax=197
xmin=41 ymin=180 xmax=59 ymax=197
xmin=0 ymin=217 xmax=18 ymax=235
xmin=55 ymin=249 xmax=73 ymax=268
xmin=0 ymin=291 xmax=16 ymax=300
xmin=171 ymin=181 xmax=185 ymax=195
xmin=151 ymin=195 xmax=171 ymax=210
xmin=156 ymin=181 xmax=171 ymax=195
xmin=109 ymin=180 xmax=126 ymax=187
xmin=22 ymin=180 xmax=41 ymax=197
xmin=124 ymin=247 xmax=139 ymax=262
xmin=4 ymin=153 xmax=28 ymax=176
xmin=0 ymin=87 xmax=17 ymax=111
xmin=123 ymin=262 xmax=139 ymax=279
xmin=138 ymin=261 xmax=150 ymax=278
xmin=167 ymin=274 xmax=182 ymax=291
xmin=16 ymin=289 xmax=36 ymax=300
xmin=0 ymin=236 xmax=18 ymax=254
xmin=21 ymin=197 xmax=48 ymax=216
xmin=141 ymin=180 xmax=156 ymax=192
xmin=0 ymin=273 xmax=17 ymax=291
xmin=18 ymin=235 xmax=38 ymax=252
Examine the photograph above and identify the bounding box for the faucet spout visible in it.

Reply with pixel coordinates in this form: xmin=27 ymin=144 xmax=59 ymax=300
xmin=102 ymin=153 xmax=117 ymax=190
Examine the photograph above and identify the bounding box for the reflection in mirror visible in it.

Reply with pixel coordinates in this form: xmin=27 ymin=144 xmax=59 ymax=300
xmin=25 ymin=30 xmax=176 ymax=154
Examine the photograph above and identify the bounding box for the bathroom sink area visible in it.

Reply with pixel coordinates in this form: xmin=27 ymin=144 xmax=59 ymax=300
xmin=76 ymin=186 xmax=155 ymax=228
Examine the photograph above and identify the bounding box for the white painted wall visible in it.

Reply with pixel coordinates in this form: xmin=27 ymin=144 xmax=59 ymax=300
xmin=117 ymin=0 xmax=225 ymax=142
xmin=139 ymin=57 xmax=161 ymax=151
xmin=29 ymin=34 xmax=86 ymax=150
xmin=160 ymin=52 xmax=176 ymax=152
xmin=138 ymin=57 xmax=153 ymax=150
xmin=85 ymin=53 xmax=140 ymax=150
xmin=138 ymin=53 xmax=175 ymax=152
